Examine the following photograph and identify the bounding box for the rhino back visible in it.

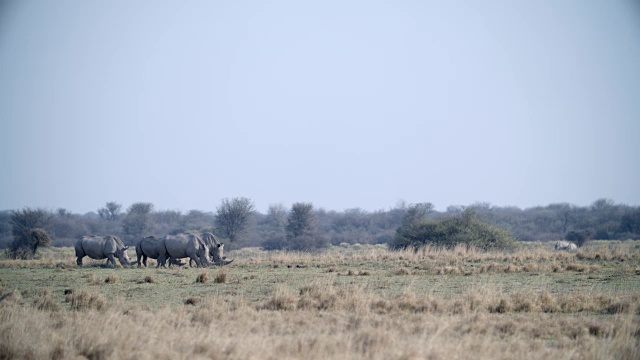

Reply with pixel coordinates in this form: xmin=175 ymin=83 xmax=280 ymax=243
xmin=140 ymin=237 xmax=162 ymax=259
xmin=104 ymin=236 xmax=125 ymax=254
xmin=81 ymin=236 xmax=108 ymax=259
xmin=164 ymin=234 xmax=197 ymax=258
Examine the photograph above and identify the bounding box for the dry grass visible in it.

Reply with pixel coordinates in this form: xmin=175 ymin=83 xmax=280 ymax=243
xmin=214 ymin=271 xmax=227 ymax=284
xmin=0 ymin=240 xmax=639 ymax=359
xmin=0 ymin=283 xmax=638 ymax=360
xmin=104 ymin=273 xmax=118 ymax=284
xmin=65 ymin=290 xmax=107 ymax=311
xmin=196 ymin=271 xmax=209 ymax=283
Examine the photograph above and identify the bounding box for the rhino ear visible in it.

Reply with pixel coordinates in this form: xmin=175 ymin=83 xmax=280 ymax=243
xmin=124 ymin=246 xmax=129 ymax=250
xmin=217 ymin=244 xmax=221 ymax=248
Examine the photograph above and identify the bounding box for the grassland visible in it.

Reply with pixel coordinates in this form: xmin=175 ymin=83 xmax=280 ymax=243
xmin=1 ymin=241 xmax=639 ymax=359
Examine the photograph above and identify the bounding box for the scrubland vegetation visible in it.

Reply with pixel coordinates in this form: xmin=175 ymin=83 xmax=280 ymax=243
xmin=2 ymin=198 xmax=639 ymax=252
xmin=1 ymin=241 xmax=639 ymax=359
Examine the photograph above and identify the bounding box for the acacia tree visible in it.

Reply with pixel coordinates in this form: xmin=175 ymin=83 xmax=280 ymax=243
xmin=9 ymin=208 xmax=53 ymax=259
xmin=215 ymin=197 xmax=255 ymax=242
xmin=285 ymin=202 xmax=327 ymax=251
xmin=122 ymin=202 xmax=154 ymax=242
xmin=401 ymin=202 xmax=434 ymax=227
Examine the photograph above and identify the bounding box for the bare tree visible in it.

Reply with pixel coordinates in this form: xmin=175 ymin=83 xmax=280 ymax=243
xmin=552 ymin=203 xmax=576 ymax=235
xmin=215 ymin=197 xmax=255 ymax=242
xmin=98 ymin=202 xmax=122 ymax=221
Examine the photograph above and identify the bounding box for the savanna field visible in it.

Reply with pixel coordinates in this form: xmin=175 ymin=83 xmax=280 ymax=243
xmin=1 ymin=241 xmax=639 ymax=360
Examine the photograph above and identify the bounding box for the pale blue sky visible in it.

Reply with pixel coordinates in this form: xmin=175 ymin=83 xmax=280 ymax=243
xmin=1 ymin=0 xmax=639 ymax=214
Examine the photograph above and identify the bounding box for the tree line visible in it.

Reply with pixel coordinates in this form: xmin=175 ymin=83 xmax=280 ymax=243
xmin=1 ymin=198 xmax=639 ymax=258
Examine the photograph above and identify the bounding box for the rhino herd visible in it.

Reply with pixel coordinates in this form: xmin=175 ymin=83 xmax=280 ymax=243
xmin=74 ymin=232 xmax=234 ymax=268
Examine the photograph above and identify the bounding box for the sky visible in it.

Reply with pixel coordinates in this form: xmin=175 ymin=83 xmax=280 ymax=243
xmin=1 ymin=0 xmax=639 ymax=214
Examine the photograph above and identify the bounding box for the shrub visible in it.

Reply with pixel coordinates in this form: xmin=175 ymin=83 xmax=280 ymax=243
xmin=9 ymin=208 xmax=53 ymax=259
xmin=33 ymin=290 xmax=60 ymax=312
xmin=196 ymin=272 xmax=209 ymax=283
xmin=262 ymin=285 xmax=296 ymax=311
xmin=565 ymin=230 xmax=591 ymax=247
xmin=214 ymin=272 xmax=227 ymax=284
xmin=184 ymin=296 xmax=202 ymax=305
xmin=391 ymin=209 xmax=515 ymax=250
xmin=66 ymin=291 xmax=106 ymax=311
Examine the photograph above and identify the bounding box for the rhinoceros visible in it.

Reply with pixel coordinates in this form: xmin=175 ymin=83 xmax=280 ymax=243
xmin=200 ymin=232 xmax=234 ymax=266
xmin=555 ymin=241 xmax=578 ymax=251
xmin=75 ymin=235 xmax=131 ymax=267
xmin=157 ymin=233 xmax=211 ymax=268
xmin=135 ymin=236 xmax=185 ymax=267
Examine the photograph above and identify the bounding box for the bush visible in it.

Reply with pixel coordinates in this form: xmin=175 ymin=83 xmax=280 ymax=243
xmin=196 ymin=272 xmax=209 ymax=283
xmin=391 ymin=209 xmax=515 ymax=250
xmin=9 ymin=209 xmax=53 ymax=259
xmin=565 ymin=230 xmax=591 ymax=247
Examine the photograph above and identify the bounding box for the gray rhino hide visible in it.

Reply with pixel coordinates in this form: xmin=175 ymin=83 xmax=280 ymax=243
xmin=201 ymin=233 xmax=234 ymax=265
xmin=75 ymin=235 xmax=130 ymax=267
xmin=160 ymin=233 xmax=210 ymax=267
xmin=136 ymin=236 xmax=184 ymax=267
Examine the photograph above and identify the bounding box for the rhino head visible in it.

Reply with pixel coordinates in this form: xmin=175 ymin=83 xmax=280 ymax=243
xmin=117 ymin=246 xmax=132 ymax=266
xmin=200 ymin=233 xmax=234 ymax=266
xmin=211 ymin=243 xmax=234 ymax=265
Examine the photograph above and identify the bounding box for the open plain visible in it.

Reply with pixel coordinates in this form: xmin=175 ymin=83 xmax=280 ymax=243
xmin=1 ymin=241 xmax=639 ymax=359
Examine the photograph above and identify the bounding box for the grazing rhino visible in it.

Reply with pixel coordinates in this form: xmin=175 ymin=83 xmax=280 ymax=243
xmin=75 ymin=235 xmax=131 ymax=267
xmin=135 ymin=236 xmax=184 ymax=267
xmin=158 ymin=233 xmax=211 ymax=268
xmin=555 ymin=241 xmax=578 ymax=251
xmin=200 ymin=233 xmax=234 ymax=266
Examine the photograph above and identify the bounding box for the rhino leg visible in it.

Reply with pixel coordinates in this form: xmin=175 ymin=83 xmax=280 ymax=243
xmin=189 ymin=254 xmax=202 ymax=268
xmin=75 ymin=248 xmax=85 ymax=266
xmin=142 ymin=255 xmax=148 ymax=267
xmin=105 ymin=254 xmax=117 ymax=267
xmin=157 ymin=254 xmax=167 ymax=268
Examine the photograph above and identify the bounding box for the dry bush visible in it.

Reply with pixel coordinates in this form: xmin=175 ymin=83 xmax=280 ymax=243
xmin=262 ymin=285 xmax=297 ymax=311
xmin=0 ymin=289 xmax=23 ymax=305
xmin=32 ymin=289 xmax=59 ymax=312
xmin=143 ymin=275 xmax=155 ymax=283
xmin=184 ymin=297 xmax=202 ymax=306
xmin=298 ymin=283 xmax=338 ymax=310
xmin=65 ymin=290 xmax=107 ymax=311
xmin=196 ymin=272 xmax=209 ymax=283
xmin=214 ymin=272 xmax=227 ymax=284
xmin=87 ymin=274 xmax=100 ymax=285
xmin=104 ymin=273 xmax=118 ymax=284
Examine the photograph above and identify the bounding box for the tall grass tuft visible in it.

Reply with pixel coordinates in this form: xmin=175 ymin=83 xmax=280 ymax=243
xmin=196 ymin=272 xmax=209 ymax=283
xmin=214 ymin=271 xmax=227 ymax=284
xmin=65 ymin=291 xmax=107 ymax=311
xmin=32 ymin=289 xmax=59 ymax=312
xmin=262 ymin=285 xmax=297 ymax=311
